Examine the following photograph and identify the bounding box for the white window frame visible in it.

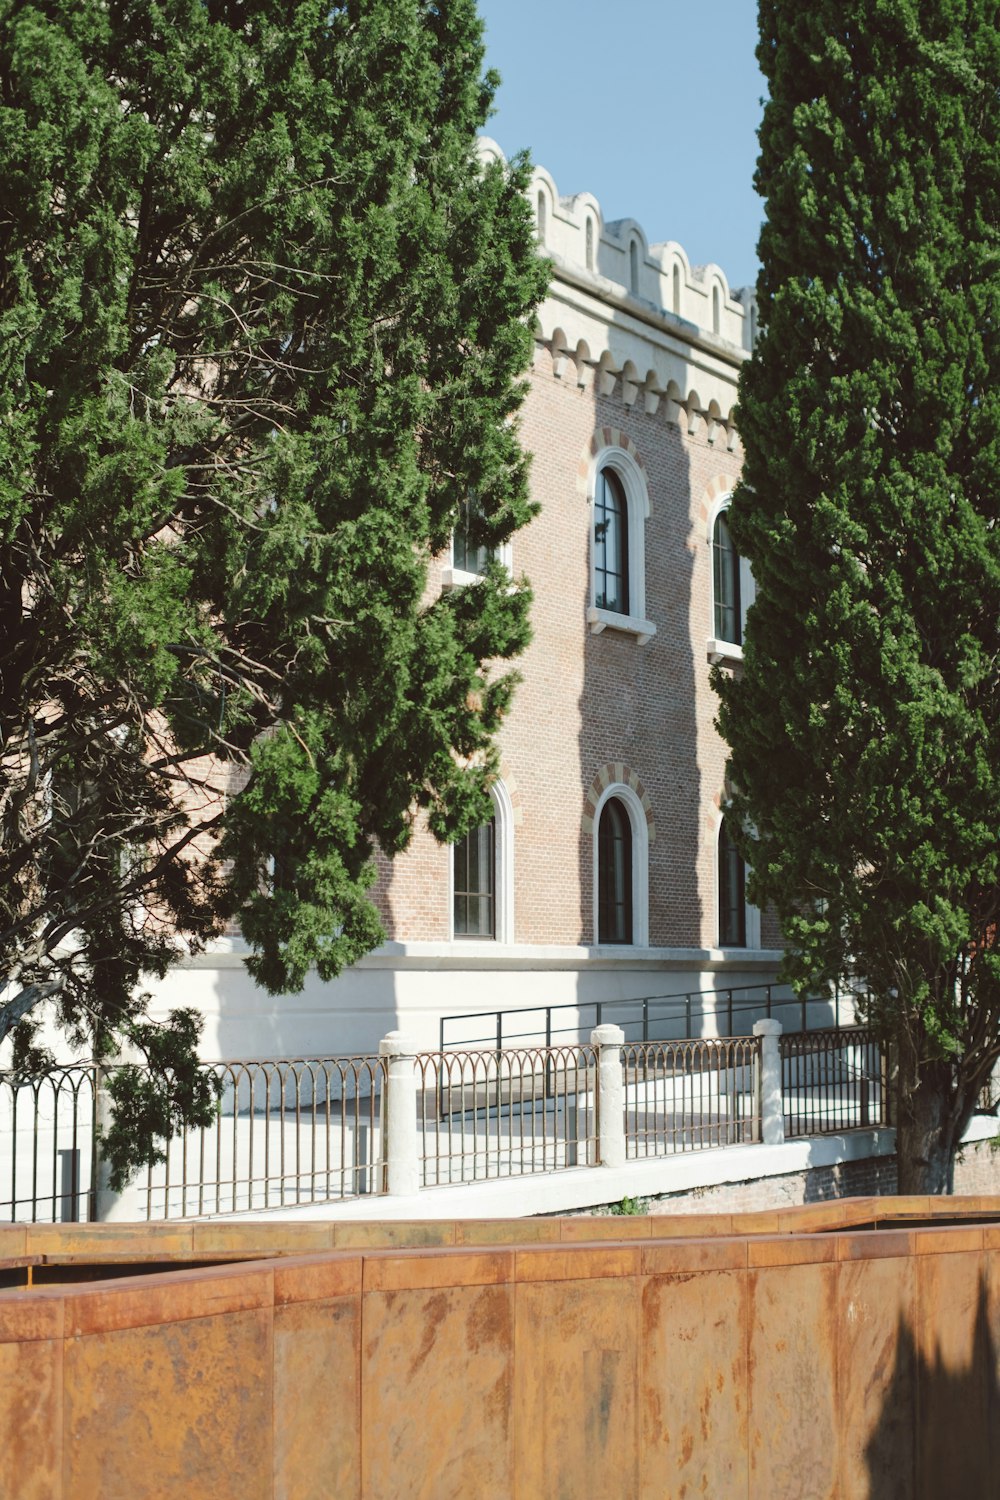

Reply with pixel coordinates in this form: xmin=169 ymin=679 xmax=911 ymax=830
xmin=586 ymin=447 xmax=656 ymax=645
xmin=448 ymin=780 xmax=514 ymax=944
xmin=706 ymin=493 xmax=754 ymax=664
xmin=592 ymin=782 xmax=649 ymax=949
xmin=442 ymin=519 xmax=513 ymax=591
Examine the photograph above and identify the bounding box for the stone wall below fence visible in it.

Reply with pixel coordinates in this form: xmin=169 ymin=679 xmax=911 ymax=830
xmin=586 ymin=1134 xmax=1000 ymax=1217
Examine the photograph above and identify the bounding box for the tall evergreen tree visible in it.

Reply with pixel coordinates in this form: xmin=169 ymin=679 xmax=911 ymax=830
xmin=0 ymin=0 xmax=546 ymax=1179
xmin=717 ymin=1 xmax=1000 ymax=1192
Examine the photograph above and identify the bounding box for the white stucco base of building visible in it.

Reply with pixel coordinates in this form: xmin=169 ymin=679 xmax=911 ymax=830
xmin=152 ymin=939 xmax=804 ymax=1061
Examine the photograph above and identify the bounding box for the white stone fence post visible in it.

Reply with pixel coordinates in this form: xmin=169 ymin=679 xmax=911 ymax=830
xmin=591 ymin=1023 xmax=626 ymax=1169
xmin=378 ymin=1031 xmax=420 ymax=1196
xmin=753 ymin=1018 xmax=785 ymax=1145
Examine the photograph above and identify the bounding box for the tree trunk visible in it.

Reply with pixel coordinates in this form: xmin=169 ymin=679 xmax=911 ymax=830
xmin=894 ymin=1058 xmax=958 ymax=1195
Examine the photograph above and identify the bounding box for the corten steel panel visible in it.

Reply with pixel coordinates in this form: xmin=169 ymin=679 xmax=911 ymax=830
xmin=0 ymin=1227 xmax=28 ymax=1258
xmin=513 ymin=1276 xmax=639 ymax=1500
xmin=837 ymin=1254 xmax=916 ymax=1499
xmin=914 ymin=1249 xmax=991 ymax=1499
xmin=25 ymin=1224 xmax=195 ymax=1257
xmin=512 ymin=1243 xmax=641 ymax=1284
xmin=0 ymin=1337 xmax=63 ymax=1500
xmin=361 ymin=1282 xmax=514 ymax=1500
xmin=989 ymin=1248 xmax=1000 ymax=1479
xmin=747 ymin=1233 xmax=840 ymax=1268
xmin=192 ymin=1222 xmax=336 ymax=1255
xmin=62 ymin=1262 xmax=274 ymax=1338
xmin=836 ymin=1229 xmax=914 ymax=1262
xmin=362 ymin=1249 xmax=514 ymax=1294
xmin=748 ymin=1261 xmax=839 ymax=1500
xmin=646 ymin=1211 xmax=736 ymax=1237
xmin=273 ymin=1252 xmax=362 ymax=1305
xmin=62 ymin=1306 xmax=273 ymax=1500
xmin=639 ymin=1237 xmax=747 ymax=1276
xmin=556 ymin=1216 xmax=653 ymax=1242
xmin=639 ymin=1268 xmax=748 ymax=1499
xmin=910 ymin=1225 xmax=985 ymax=1256
xmin=273 ymin=1296 xmax=361 ymax=1500
xmin=0 ymin=1288 xmax=64 ymax=1343
xmin=455 ymin=1219 xmax=562 ymax=1245
xmin=333 ymin=1221 xmax=459 ymax=1249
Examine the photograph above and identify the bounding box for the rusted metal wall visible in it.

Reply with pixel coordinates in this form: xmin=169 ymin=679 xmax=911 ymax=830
xmin=1 ymin=1200 xmax=999 ymax=1498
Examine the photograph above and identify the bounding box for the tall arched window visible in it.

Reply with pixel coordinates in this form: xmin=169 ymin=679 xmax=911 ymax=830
xmin=672 ymin=264 xmax=681 ymax=314
xmin=453 ymin=818 xmax=495 ymax=939
xmin=451 ymin=781 xmax=514 ymax=941
xmin=718 ymin=821 xmax=746 ymax=948
xmin=594 ymin=467 xmax=629 ymax=615
xmin=586 ymin=217 xmax=595 ymax=271
xmin=712 ymin=285 xmax=721 ymax=335
xmin=536 ymin=190 xmax=547 ymax=242
xmin=629 ymin=239 xmax=639 ymax=295
xmin=598 ymin=798 xmax=633 ymax=944
xmin=713 ymin=509 xmax=741 ymax=646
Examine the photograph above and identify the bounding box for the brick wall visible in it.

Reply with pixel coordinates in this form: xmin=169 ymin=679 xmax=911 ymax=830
xmin=377 ymin=337 xmax=770 ymax=955
xmin=589 ymin=1137 xmax=1000 ymax=1216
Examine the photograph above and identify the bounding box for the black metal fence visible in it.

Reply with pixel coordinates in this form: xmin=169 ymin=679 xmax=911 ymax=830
xmin=0 ymin=1065 xmax=97 ymax=1222
xmin=780 ymin=1027 xmax=890 ymax=1137
xmin=440 ymin=981 xmax=855 ymax=1052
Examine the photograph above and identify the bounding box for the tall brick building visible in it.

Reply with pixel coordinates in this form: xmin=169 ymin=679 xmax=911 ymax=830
xmin=159 ymin=146 xmax=783 ymax=1057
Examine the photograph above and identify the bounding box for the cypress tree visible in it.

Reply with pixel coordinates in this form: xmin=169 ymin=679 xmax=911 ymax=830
xmin=718 ymin=1 xmax=1000 ymax=1192
xmin=0 ymin=0 xmax=547 ymax=1179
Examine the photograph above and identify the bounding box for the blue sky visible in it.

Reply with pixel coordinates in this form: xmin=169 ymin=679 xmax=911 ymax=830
xmin=475 ymin=0 xmax=766 ymax=291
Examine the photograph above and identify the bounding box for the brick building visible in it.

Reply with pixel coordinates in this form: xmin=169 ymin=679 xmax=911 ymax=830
xmin=158 ymin=145 xmax=784 ymax=1057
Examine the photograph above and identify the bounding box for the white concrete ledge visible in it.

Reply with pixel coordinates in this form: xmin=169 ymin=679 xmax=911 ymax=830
xmin=213 ymin=1129 xmax=896 ymax=1223
xmin=184 ymin=941 xmax=785 ymax=972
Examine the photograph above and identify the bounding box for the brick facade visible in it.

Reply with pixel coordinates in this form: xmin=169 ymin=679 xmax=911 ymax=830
xmin=376 ymin=147 xmax=782 ymax=962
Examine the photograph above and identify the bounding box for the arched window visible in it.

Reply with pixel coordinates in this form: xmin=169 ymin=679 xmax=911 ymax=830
xmin=452 ymin=781 xmax=514 ymax=941
xmin=453 ymin=818 xmax=495 ymax=939
xmin=629 ymin=239 xmax=639 ymax=295
xmin=598 ymin=798 xmax=633 ymax=944
xmin=712 ymin=285 xmax=721 ymax=335
xmin=713 ymin=509 xmax=741 ymax=646
xmin=672 ymin=264 xmax=681 ymax=314
xmin=536 ymin=190 xmax=547 ymax=242
xmin=718 ymin=821 xmax=746 ymax=948
xmin=586 ymin=217 xmax=595 ymax=271
xmin=594 ymin=468 xmax=629 ymax=616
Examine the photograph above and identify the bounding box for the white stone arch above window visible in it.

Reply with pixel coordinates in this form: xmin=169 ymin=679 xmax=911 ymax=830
xmin=592 ymin=782 xmax=650 ymax=949
xmin=705 ymin=487 xmax=754 ymax=664
xmin=584 ymin=442 xmax=656 ymax=646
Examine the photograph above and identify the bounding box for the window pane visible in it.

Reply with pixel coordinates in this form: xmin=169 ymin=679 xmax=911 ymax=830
xmin=594 ymin=469 xmax=629 ymax=615
xmin=454 ymin=819 xmax=495 ymax=939
xmin=718 ymin=823 xmax=746 ymax=947
xmin=598 ymin=798 xmax=632 ymax=944
xmin=713 ymin=511 xmax=741 ymax=644
xmin=454 ymin=497 xmax=491 ymax=576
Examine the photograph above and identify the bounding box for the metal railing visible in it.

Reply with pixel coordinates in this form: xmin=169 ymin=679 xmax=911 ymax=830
xmin=416 ymin=1045 xmax=598 ymax=1186
xmin=780 ymin=1028 xmax=889 ymax=1137
xmin=440 ymin=981 xmax=856 ymax=1052
xmin=0 ymin=1064 xmax=96 ymax=1222
xmin=143 ymin=1056 xmax=386 ymax=1219
xmin=624 ymin=1038 xmax=761 ymax=1157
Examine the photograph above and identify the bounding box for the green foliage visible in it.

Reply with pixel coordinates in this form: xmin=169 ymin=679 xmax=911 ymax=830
xmin=717 ymin=0 xmax=1000 ymax=1189
xmin=0 ymin=0 xmax=547 ymax=1177
xmin=607 ymin=1195 xmax=649 ymax=1216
